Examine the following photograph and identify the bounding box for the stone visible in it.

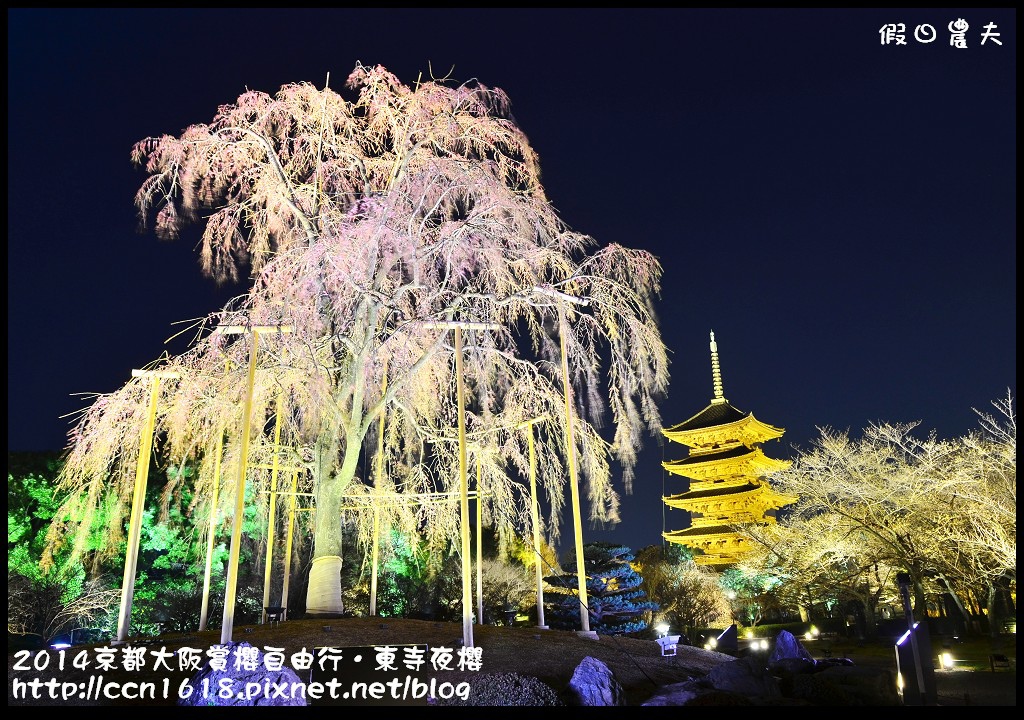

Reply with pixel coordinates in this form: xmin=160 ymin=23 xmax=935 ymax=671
xmin=768 ymin=656 xmax=818 ymax=680
xmin=640 ymin=679 xmax=703 ymax=706
xmin=436 ymin=672 xmax=564 ymax=706
xmin=769 ymin=629 xmax=815 ymax=664
xmin=564 ymin=656 xmax=626 ymax=706
xmin=707 ymin=655 xmax=782 ymax=697
xmin=715 ymin=623 xmax=739 ymax=653
xmin=814 ymin=656 xmax=855 ymax=668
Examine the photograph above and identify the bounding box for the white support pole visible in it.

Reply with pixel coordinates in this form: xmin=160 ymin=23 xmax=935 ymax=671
xmin=476 ymin=454 xmax=484 ymax=625
xmin=219 ymin=325 xmax=291 ymax=644
xmin=261 ymin=391 xmax=285 ymax=623
xmin=370 ymin=503 xmax=380 ymax=617
xmin=280 ymin=469 xmax=298 ymax=621
xmin=115 ymin=369 xmax=177 ymax=643
xmin=220 ymin=331 xmax=259 ymax=644
xmin=419 ymin=320 xmax=498 ymax=647
xmin=198 ymin=427 xmax=224 ymax=632
xmin=455 ymin=326 xmax=474 ymax=648
xmin=519 ymin=417 xmax=548 ymax=629
xmin=557 ymin=305 xmax=592 ymax=635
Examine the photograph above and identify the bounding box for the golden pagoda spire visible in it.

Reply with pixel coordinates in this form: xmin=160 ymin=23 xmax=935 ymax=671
xmin=661 ymin=331 xmax=797 ymax=566
xmin=710 ymin=330 xmax=726 ymax=404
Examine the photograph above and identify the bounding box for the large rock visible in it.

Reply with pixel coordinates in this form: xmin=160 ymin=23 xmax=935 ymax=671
xmin=641 ymin=641 xmax=904 ymax=706
xmin=707 ymin=655 xmax=782 ymax=697
xmin=714 ymin=624 xmax=739 ymax=653
xmin=770 ymin=656 xmax=818 ymax=679
xmin=564 ymin=656 xmax=626 ymax=706
xmin=641 ymin=679 xmax=704 ymax=706
xmin=769 ymin=629 xmax=815 ymax=664
xmin=177 ymin=641 xmax=307 ymax=706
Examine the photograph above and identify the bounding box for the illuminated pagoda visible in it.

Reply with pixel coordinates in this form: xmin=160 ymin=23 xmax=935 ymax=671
xmin=661 ymin=331 xmax=797 ymax=566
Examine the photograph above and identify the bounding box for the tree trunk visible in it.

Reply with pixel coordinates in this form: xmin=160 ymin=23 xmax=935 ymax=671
xmin=937 ymin=574 xmax=971 ymax=635
xmin=861 ymin=597 xmax=879 ymax=640
xmin=986 ymin=581 xmax=1002 ymax=638
xmin=864 ymin=580 xmax=882 ymax=640
xmin=304 ymin=424 xmax=361 ymax=615
xmin=912 ymin=579 xmax=928 ymax=622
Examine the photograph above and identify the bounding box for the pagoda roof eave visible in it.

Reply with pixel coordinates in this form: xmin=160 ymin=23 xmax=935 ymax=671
xmin=663 ymin=524 xmax=745 ymax=538
xmin=662 ymin=447 xmax=792 ymax=475
xmin=666 ymin=482 xmax=797 ymax=502
xmin=663 ymin=401 xmax=745 ymax=434
xmin=664 ymin=445 xmax=753 ymax=467
xmin=663 ymin=404 xmax=784 ymax=443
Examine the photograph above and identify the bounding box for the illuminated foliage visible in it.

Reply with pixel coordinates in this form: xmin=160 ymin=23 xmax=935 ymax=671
xmin=506 ymin=532 xmax=562 ymax=583
xmin=738 ymin=514 xmax=900 ymax=637
xmin=8 ymin=454 xmax=266 ymax=640
xmin=479 ymin=557 xmax=535 ymax=621
xmin=50 ymin=63 xmax=669 ymax=611
xmin=748 ymin=391 xmax=1016 ymax=633
xmin=130 ymin=466 xmax=264 ymax=634
xmin=7 ymin=453 xmax=118 ymax=642
xmin=337 ymin=528 xmax=462 ymax=620
xmin=718 ymin=565 xmax=788 ymax=628
xmin=634 ymin=544 xmax=731 ymax=639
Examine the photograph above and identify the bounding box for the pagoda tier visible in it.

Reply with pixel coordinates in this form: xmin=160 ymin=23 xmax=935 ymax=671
xmin=662 ymin=526 xmax=751 ymax=566
xmin=663 ymin=445 xmax=791 ymax=484
xmin=663 ymin=404 xmax=784 ymax=450
xmin=664 ymin=481 xmax=798 ymax=522
xmin=660 ymin=332 xmax=797 ymax=567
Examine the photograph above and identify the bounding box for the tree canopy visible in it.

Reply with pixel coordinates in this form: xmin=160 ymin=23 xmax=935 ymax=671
xmin=48 ymin=63 xmax=670 ymax=614
xmin=739 ymin=390 xmax=1016 ymax=635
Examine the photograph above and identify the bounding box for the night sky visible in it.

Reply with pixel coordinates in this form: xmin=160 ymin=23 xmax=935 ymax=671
xmin=7 ymin=9 xmax=1016 ymax=553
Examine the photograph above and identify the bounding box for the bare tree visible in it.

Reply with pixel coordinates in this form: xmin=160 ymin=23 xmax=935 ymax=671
xmin=7 ymin=570 xmax=119 ymax=644
xmin=634 ymin=545 xmax=731 ymax=641
xmin=764 ymin=394 xmax=1015 ymax=629
xmin=767 ymin=421 xmax=963 ymax=618
xmin=479 ymin=557 xmax=535 ymax=622
xmin=47 ymin=64 xmax=669 ymax=614
xmin=935 ymin=391 xmax=1016 ymax=634
xmin=740 ymin=514 xmax=902 ymax=637
xmin=943 ymin=391 xmax=1016 ymax=579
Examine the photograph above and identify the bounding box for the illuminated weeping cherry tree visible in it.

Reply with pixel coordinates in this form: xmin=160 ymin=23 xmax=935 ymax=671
xmin=45 ymin=63 xmax=669 ymax=625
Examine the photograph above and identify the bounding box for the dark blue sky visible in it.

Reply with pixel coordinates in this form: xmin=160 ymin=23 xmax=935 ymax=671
xmin=8 ymin=8 xmax=1016 ymax=553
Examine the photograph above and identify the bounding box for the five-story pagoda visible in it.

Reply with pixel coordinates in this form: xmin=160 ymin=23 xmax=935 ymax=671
xmin=662 ymin=332 xmax=797 ymax=566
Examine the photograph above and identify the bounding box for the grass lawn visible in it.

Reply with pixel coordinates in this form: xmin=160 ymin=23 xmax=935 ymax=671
xmin=805 ymin=632 xmax=1017 ymax=673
